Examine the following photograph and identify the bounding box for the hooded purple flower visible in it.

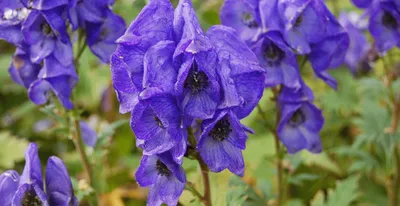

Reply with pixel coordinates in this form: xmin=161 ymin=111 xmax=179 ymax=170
xmin=28 ymin=55 xmax=78 ymax=109
xmin=20 ymin=0 xmax=70 ymax=11
xmin=131 ymin=90 xmax=187 ymax=163
xmin=278 ymin=82 xmax=323 ymax=154
xmin=308 ymin=4 xmax=350 ymax=89
xmin=0 ymin=143 xmax=78 ymax=206
xmin=206 ymin=25 xmax=265 ymax=118
xmin=251 ymin=31 xmax=301 ymax=89
xmin=135 ymin=152 xmax=186 ymax=206
xmin=220 ymin=0 xmax=262 ymax=44
xmin=369 ymin=0 xmax=400 ymax=53
xmin=197 ymin=110 xmax=248 ymax=176
xmin=339 ymin=12 xmax=373 ymax=75
xmin=22 ymin=9 xmax=73 ymax=66
xmin=8 ymin=48 xmax=41 ymax=88
xmin=85 ymin=10 xmax=126 ymax=63
xmin=0 ymin=0 xmax=28 ymax=47
xmin=110 ymin=0 xmax=174 ymax=113
xmin=174 ymin=0 xmax=220 ymax=120
xmin=276 ymin=0 xmax=328 ymax=54
xmin=277 ymin=101 xmax=324 ymax=154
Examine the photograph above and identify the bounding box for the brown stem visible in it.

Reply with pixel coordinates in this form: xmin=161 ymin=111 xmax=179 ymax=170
xmin=72 ymin=115 xmax=93 ymax=186
xmin=197 ymin=156 xmax=212 ymax=206
xmin=391 ymin=147 xmax=400 ymax=206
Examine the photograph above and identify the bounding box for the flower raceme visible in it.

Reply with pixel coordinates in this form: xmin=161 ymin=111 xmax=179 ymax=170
xmin=0 ymin=143 xmax=78 ymax=206
xmin=110 ymin=0 xmax=264 ymax=204
xmin=221 ymin=0 xmax=349 ymax=153
xmin=0 ymin=0 xmax=126 ymax=109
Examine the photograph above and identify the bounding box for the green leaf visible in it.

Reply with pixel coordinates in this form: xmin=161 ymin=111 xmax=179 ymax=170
xmin=289 ymin=173 xmax=320 ymax=186
xmin=226 ymin=176 xmax=268 ymax=206
xmin=313 ymin=176 xmax=360 ymax=206
xmin=0 ymin=132 xmax=29 ymax=169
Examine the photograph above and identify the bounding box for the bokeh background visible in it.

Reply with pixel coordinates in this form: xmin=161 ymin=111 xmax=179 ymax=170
xmin=1 ymin=0 xmax=400 ymax=205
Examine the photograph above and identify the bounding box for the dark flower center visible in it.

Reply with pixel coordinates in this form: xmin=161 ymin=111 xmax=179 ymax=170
xmin=184 ymin=61 xmax=209 ymax=94
xmin=156 ymin=160 xmax=172 ymax=177
xmin=241 ymin=13 xmax=258 ymax=28
xmin=209 ymin=119 xmax=232 ymax=141
xmin=294 ymin=14 xmax=303 ymax=27
xmin=41 ymin=23 xmax=54 ymax=37
xmin=264 ymin=43 xmax=285 ymax=65
xmin=22 ymin=190 xmax=42 ymax=206
xmin=382 ymin=12 xmax=398 ymax=29
xmin=288 ymin=110 xmax=306 ymax=127
xmin=154 ymin=116 xmax=164 ymax=128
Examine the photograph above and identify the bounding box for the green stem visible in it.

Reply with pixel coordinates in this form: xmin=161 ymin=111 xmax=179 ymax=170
xmin=185 ymin=182 xmax=204 ymax=201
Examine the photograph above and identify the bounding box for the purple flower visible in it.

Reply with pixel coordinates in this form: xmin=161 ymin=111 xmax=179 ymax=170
xmin=22 ymin=9 xmax=73 ymax=66
xmin=0 ymin=143 xmax=78 ymax=206
xmin=339 ymin=12 xmax=373 ymax=75
xmin=197 ymin=110 xmax=248 ymax=176
xmin=85 ymin=9 xmax=126 ymax=63
xmin=21 ymin=0 xmax=69 ymax=11
xmin=206 ymin=25 xmax=265 ymax=119
xmin=174 ymin=0 xmax=220 ymax=119
xmin=131 ymin=91 xmax=187 ymax=162
xmin=8 ymin=48 xmax=41 ymax=88
xmin=80 ymin=121 xmax=98 ymax=148
xmin=308 ymin=5 xmax=350 ymax=89
xmin=277 ymin=0 xmax=328 ymax=54
xmin=135 ymin=152 xmax=186 ymax=206
xmin=110 ymin=0 xmax=174 ymax=113
xmin=220 ymin=0 xmax=262 ymax=44
xmin=351 ymin=0 xmax=374 ymax=8
xmin=277 ymin=99 xmax=324 ymax=154
xmin=368 ymin=0 xmax=400 ymax=53
xmin=28 ymin=55 xmax=78 ymax=109
xmin=251 ymin=31 xmax=301 ymax=89
xmin=0 ymin=1 xmax=28 ymax=47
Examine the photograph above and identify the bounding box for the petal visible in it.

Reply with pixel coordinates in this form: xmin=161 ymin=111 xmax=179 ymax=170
xmin=0 ymin=170 xmax=20 ymax=206
xmin=198 ymin=136 xmax=229 ymax=173
xmin=221 ymin=141 xmax=245 ymax=176
xmin=158 ymin=175 xmax=185 ymax=206
xmin=8 ymin=49 xmax=41 ymax=88
xmin=20 ymin=143 xmax=43 ymax=189
xmin=80 ymin=121 xmax=98 ymax=148
xmin=45 ymin=157 xmax=78 ymax=206
xmin=135 ymin=155 xmax=158 ymax=187
xmin=278 ymin=125 xmax=307 ymax=154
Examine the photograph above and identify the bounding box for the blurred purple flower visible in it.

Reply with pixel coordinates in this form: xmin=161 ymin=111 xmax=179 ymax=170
xmin=80 ymin=121 xmax=98 ymax=148
xmin=0 ymin=143 xmax=78 ymax=206
xmin=135 ymin=153 xmax=186 ymax=206
xmin=8 ymin=48 xmax=41 ymax=88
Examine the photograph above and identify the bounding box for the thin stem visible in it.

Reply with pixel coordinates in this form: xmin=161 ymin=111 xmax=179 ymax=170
xmin=185 ymin=182 xmax=204 ymax=201
xmin=197 ymin=156 xmax=212 ymax=206
xmin=71 ymin=114 xmax=93 ymax=185
xmin=272 ymin=88 xmax=283 ymax=206
xmin=391 ymin=147 xmax=400 ymax=206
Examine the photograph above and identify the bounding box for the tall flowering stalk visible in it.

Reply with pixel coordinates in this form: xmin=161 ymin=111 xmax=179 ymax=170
xmin=111 ymin=0 xmax=264 ymax=205
xmin=221 ymin=0 xmax=349 ymax=204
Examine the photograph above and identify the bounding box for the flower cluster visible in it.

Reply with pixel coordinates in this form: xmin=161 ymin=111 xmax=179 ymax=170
xmin=221 ymin=0 xmax=349 ymax=153
xmin=0 ymin=0 xmax=126 ymax=109
xmin=351 ymin=0 xmax=400 ymax=54
xmin=0 ymin=143 xmax=77 ymax=206
xmin=110 ymin=0 xmax=264 ymax=204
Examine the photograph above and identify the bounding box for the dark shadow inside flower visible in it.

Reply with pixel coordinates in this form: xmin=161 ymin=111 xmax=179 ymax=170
xmin=209 ymin=118 xmax=232 ymax=142
xmin=241 ymin=12 xmax=259 ymax=28
xmin=263 ymin=41 xmax=286 ymax=67
xmin=184 ymin=60 xmax=210 ymax=94
xmin=155 ymin=159 xmax=172 ymax=177
xmin=22 ymin=190 xmax=43 ymax=206
xmin=288 ymin=109 xmax=306 ymax=127
xmin=382 ymin=12 xmax=398 ymax=29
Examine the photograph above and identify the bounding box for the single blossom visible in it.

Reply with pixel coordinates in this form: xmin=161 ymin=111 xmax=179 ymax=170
xmin=110 ymin=0 xmax=174 ymax=113
xmin=85 ymin=9 xmax=126 ymax=63
xmin=197 ymin=110 xmax=248 ymax=176
xmin=277 ymin=100 xmax=324 ymax=154
xmin=368 ymin=0 xmax=400 ymax=53
xmin=206 ymin=25 xmax=265 ymax=118
xmin=135 ymin=152 xmax=186 ymax=206
xmin=80 ymin=121 xmax=98 ymax=148
xmin=22 ymin=9 xmax=73 ymax=66
xmin=220 ymin=0 xmax=262 ymax=44
xmin=28 ymin=55 xmax=78 ymax=109
xmin=0 ymin=143 xmax=78 ymax=206
xmin=174 ymin=0 xmax=220 ymax=120
xmin=339 ymin=12 xmax=372 ymax=75
xmin=251 ymin=31 xmax=301 ymax=89
xmin=8 ymin=48 xmax=41 ymax=88
xmin=131 ymin=91 xmax=186 ymax=162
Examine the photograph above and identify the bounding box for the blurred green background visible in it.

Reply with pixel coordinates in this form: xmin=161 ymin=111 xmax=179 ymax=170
xmin=1 ymin=0 xmax=400 ymax=205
